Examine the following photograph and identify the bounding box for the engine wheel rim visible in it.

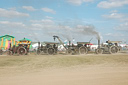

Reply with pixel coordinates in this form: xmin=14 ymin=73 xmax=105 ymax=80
xmin=18 ymin=47 xmax=26 ymax=55
xmin=7 ymin=51 xmax=12 ymax=55
xmin=96 ymin=49 xmax=103 ymax=54
xmin=109 ymin=46 xmax=118 ymax=54
xmin=79 ymin=46 xmax=87 ymax=54
xmin=48 ymin=48 xmax=55 ymax=55
xmin=111 ymin=47 xmax=116 ymax=53
xmin=37 ymin=50 xmax=41 ymax=55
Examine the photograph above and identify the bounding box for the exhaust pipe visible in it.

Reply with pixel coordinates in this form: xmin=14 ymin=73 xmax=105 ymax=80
xmin=38 ymin=42 xmax=40 ymax=49
xmin=68 ymin=41 xmax=71 ymax=49
xmin=69 ymin=41 xmax=71 ymax=46
xmin=98 ymin=39 xmax=100 ymax=49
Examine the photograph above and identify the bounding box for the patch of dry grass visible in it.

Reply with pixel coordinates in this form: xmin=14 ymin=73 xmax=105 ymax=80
xmin=0 ymin=54 xmax=128 ymax=69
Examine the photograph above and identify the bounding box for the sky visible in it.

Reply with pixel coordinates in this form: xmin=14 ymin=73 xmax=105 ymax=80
xmin=0 ymin=0 xmax=128 ymax=44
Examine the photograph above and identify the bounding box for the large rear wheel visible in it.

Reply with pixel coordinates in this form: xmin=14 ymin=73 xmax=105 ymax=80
xmin=17 ymin=47 xmax=27 ymax=55
xmin=79 ymin=46 xmax=88 ymax=54
xmin=47 ymin=48 xmax=55 ymax=55
xmin=109 ymin=46 xmax=119 ymax=54
xmin=95 ymin=48 xmax=103 ymax=54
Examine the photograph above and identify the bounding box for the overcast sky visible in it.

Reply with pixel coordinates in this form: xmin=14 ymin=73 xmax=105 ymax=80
xmin=0 ymin=0 xmax=128 ymax=44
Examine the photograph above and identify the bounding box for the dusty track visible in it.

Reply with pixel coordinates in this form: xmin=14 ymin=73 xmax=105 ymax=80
xmin=0 ymin=53 xmax=128 ymax=85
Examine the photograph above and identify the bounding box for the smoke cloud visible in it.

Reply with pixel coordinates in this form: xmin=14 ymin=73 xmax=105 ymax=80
xmin=75 ymin=25 xmax=101 ymax=40
xmin=58 ymin=24 xmax=73 ymax=41
xmin=43 ymin=23 xmax=101 ymax=41
xmin=47 ymin=24 xmax=73 ymax=41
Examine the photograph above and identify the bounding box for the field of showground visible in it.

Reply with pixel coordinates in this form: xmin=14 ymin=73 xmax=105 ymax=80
xmin=0 ymin=52 xmax=128 ymax=85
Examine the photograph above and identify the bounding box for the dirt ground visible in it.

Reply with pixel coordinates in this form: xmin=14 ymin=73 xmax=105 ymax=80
xmin=0 ymin=53 xmax=128 ymax=85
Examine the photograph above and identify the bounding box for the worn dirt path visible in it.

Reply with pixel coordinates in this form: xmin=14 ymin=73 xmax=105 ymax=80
xmin=0 ymin=65 xmax=128 ymax=85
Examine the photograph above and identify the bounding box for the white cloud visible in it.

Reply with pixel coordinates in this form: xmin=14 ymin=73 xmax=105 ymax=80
xmin=42 ymin=7 xmax=56 ymax=14
xmin=45 ymin=16 xmax=53 ymax=19
xmin=0 ymin=21 xmax=25 ymax=28
xmin=98 ymin=0 xmax=128 ymax=9
xmin=102 ymin=11 xmax=128 ymax=23
xmin=110 ymin=10 xmax=118 ymax=13
xmin=30 ymin=19 xmax=55 ymax=30
xmin=41 ymin=19 xmax=54 ymax=24
xmin=105 ymin=32 xmax=125 ymax=37
xmin=29 ymin=19 xmax=74 ymax=41
xmin=22 ymin=6 xmax=37 ymax=11
xmin=102 ymin=13 xmax=124 ymax=19
xmin=31 ymin=24 xmax=43 ymax=29
xmin=115 ymin=22 xmax=128 ymax=30
xmin=102 ymin=11 xmax=128 ymax=32
xmin=0 ymin=8 xmax=29 ymax=18
xmin=30 ymin=19 xmax=54 ymax=24
xmin=8 ymin=7 xmax=17 ymax=11
xmin=121 ymin=18 xmax=128 ymax=22
xmin=105 ymin=33 xmax=112 ymax=36
xmin=67 ymin=0 xmax=93 ymax=5
xmin=67 ymin=0 xmax=82 ymax=5
xmin=103 ymin=11 xmax=128 ymax=31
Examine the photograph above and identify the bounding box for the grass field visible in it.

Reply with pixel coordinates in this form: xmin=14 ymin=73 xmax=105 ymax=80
xmin=0 ymin=53 xmax=128 ymax=72
xmin=0 ymin=53 xmax=128 ymax=85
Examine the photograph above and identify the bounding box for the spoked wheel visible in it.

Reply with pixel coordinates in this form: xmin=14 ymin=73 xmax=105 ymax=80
xmin=67 ymin=49 xmax=73 ymax=55
xmin=95 ymin=48 xmax=103 ymax=54
xmin=0 ymin=50 xmax=3 ymax=55
xmin=7 ymin=50 xmax=13 ymax=55
xmin=109 ymin=46 xmax=119 ymax=54
xmin=37 ymin=50 xmax=44 ymax=55
xmin=79 ymin=46 xmax=88 ymax=54
xmin=47 ymin=48 xmax=55 ymax=55
xmin=17 ymin=47 xmax=27 ymax=55
xmin=37 ymin=50 xmax=41 ymax=55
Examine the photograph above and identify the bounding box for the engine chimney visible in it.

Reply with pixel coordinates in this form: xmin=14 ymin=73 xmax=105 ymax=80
xmin=38 ymin=42 xmax=40 ymax=49
xmin=69 ymin=41 xmax=71 ymax=46
xmin=98 ymin=39 xmax=100 ymax=49
xmin=69 ymin=41 xmax=71 ymax=47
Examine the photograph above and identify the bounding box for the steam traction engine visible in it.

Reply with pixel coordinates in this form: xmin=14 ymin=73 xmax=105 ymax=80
xmin=53 ymin=36 xmax=93 ymax=55
xmin=95 ymin=40 xmax=121 ymax=54
xmin=8 ymin=39 xmax=31 ymax=55
xmin=76 ymin=42 xmax=92 ymax=54
xmin=37 ymin=42 xmax=58 ymax=55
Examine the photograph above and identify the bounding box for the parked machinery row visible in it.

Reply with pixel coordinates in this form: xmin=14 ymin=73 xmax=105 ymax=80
xmin=53 ymin=36 xmax=95 ymax=55
xmin=53 ymin=36 xmax=121 ymax=55
xmin=0 ymin=36 xmax=122 ymax=55
xmin=36 ymin=36 xmax=92 ymax=55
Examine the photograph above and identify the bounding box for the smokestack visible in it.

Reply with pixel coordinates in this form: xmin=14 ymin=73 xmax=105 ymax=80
xmin=69 ymin=41 xmax=71 ymax=47
xmin=75 ymin=25 xmax=101 ymax=40
xmin=98 ymin=39 xmax=100 ymax=49
xmin=38 ymin=42 xmax=40 ymax=49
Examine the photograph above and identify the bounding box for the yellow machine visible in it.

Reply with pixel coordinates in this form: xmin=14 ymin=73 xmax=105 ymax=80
xmin=8 ymin=38 xmax=31 ymax=55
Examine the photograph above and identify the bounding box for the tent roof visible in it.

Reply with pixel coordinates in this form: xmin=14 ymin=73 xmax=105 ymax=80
xmin=0 ymin=35 xmax=15 ymax=38
xmin=19 ymin=38 xmax=31 ymax=41
xmin=44 ymin=41 xmax=59 ymax=44
xmin=77 ymin=42 xmax=90 ymax=44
